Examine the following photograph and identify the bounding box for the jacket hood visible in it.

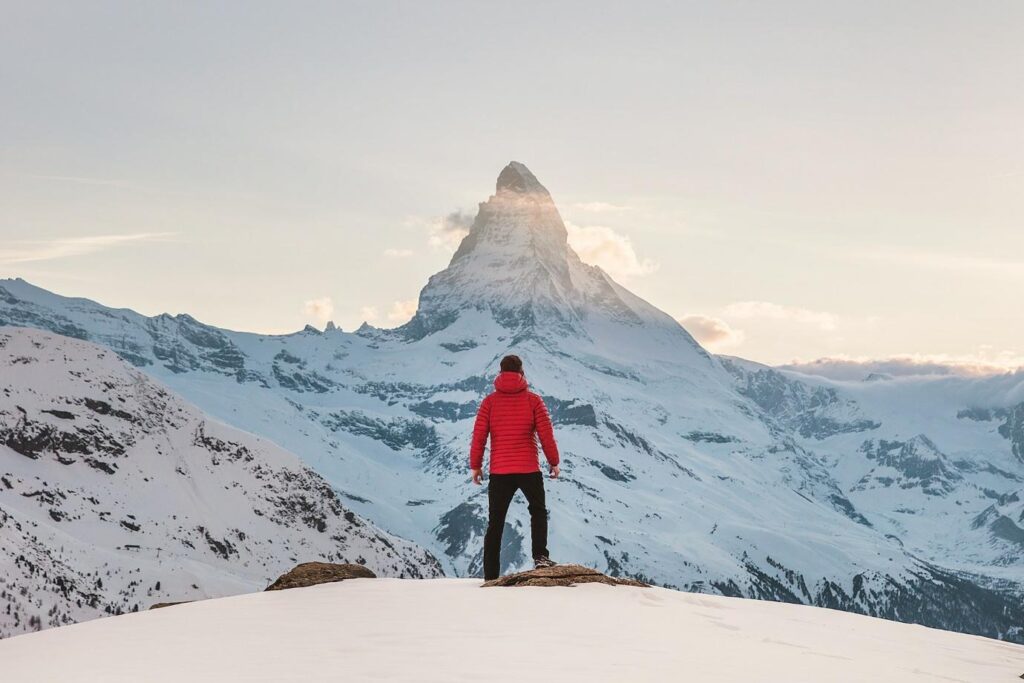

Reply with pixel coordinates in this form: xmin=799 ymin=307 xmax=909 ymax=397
xmin=494 ymin=371 xmax=528 ymax=394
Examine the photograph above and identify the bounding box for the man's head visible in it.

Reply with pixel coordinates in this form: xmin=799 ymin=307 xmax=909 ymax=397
xmin=500 ymin=354 xmax=523 ymax=374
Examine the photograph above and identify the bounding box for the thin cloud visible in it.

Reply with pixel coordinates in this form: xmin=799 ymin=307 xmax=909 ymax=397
xmin=387 ymin=299 xmax=418 ymax=324
xmin=14 ymin=172 xmax=197 ymax=198
xmin=780 ymin=353 xmax=1024 ymax=379
xmin=722 ymin=301 xmax=840 ymax=332
xmin=359 ymin=306 xmax=380 ymax=324
xmin=566 ymin=223 xmax=658 ymax=280
xmin=0 ymin=233 xmax=176 ymax=265
xmin=572 ymin=201 xmax=632 ymax=213
xmin=859 ymin=248 xmax=1024 ymax=280
xmin=357 ymin=300 xmax=418 ymax=327
xmin=383 ymin=248 xmax=414 ymax=258
xmin=678 ymin=314 xmax=745 ymax=351
xmin=22 ymin=173 xmax=138 ymax=189
xmin=303 ymin=296 xmax=334 ymax=325
xmin=428 ymin=210 xmax=474 ymax=252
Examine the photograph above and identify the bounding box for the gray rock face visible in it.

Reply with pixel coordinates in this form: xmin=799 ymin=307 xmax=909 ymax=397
xmin=265 ymin=562 xmax=376 ymax=591
xmin=999 ymin=404 xmax=1024 ymax=463
xmin=724 ymin=361 xmax=881 ymax=439
xmin=482 ymin=563 xmax=648 ymax=588
xmin=856 ymin=436 xmax=962 ymax=496
xmin=958 ymin=403 xmax=1024 ymax=463
xmin=496 ymin=161 xmax=549 ymax=195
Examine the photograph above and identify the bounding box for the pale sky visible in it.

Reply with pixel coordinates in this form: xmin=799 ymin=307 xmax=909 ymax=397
xmin=2 ymin=2 xmax=1022 ymax=369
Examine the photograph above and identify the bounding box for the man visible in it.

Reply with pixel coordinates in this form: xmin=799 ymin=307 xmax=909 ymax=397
xmin=470 ymin=354 xmax=561 ymax=581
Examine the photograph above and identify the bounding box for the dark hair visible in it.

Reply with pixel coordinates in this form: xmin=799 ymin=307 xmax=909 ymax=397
xmin=500 ymin=354 xmax=523 ymax=373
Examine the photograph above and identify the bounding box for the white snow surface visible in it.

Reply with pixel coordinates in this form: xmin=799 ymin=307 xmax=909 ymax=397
xmin=0 ymin=328 xmax=439 ymax=637
xmin=0 ymin=579 xmax=1021 ymax=683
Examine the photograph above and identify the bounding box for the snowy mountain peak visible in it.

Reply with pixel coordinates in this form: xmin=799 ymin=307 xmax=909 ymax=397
xmin=405 ymin=163 xmax=705 ymax=361
xmin=450 ymin=161 xmax=568 ymax=268
xmin=495 ymin=161 xmax=549 ymax=195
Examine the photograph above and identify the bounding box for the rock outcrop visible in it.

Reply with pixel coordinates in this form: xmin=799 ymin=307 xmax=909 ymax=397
xmin=265 ymin=562 xmax=376 ymax=591
xmin=481 ymin=564 xmax=648 ymax=588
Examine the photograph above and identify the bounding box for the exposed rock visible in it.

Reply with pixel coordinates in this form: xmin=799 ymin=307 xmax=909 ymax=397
xmin=150 ymin=601 xmax=192 ymax=610
xmin=481 ymin=564 xmax=648 ymax=588
xmin=265 ymin=562 xmax=376 ymax=591
xmin=496 ymin=161 xmax=549 ymax=195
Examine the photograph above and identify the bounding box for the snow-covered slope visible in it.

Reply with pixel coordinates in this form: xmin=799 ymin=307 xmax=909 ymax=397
xmin=1 ymin=162 xmax=1022 ymax=642
xmin=0 ymin=328 xmax=440 ymax=637
xmin=727 ymin=360 xmax=1024 ymax=584
xmin=0 ymin=579 xmax=1021 ymax=683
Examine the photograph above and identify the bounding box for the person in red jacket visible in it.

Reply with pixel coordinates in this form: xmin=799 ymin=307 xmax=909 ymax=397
xmin=470 ymin=354 xmax=561 ymax=581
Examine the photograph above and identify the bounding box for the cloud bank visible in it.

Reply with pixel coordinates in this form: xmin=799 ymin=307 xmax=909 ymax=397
xmin=780 ymin=354 xmax=1024 ymax=380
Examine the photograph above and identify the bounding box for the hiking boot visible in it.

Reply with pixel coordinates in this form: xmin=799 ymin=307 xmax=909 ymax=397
xmin=534 ymin=556 xmax=557 ymax=569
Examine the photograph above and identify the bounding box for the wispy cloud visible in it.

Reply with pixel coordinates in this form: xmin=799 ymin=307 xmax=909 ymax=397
xmin=387 ymin=299 xmax=418 ymax=323
xmin=428 ymin=210 xmax=474 ymax=252
xmin=12 ymin=172 xmax=199 ymax=199
xmin=358 ymin=300 xmax=418 ymax=326
xmin=566 ymin=223 xmax=658 ymax=280
xmin=722 ymin=301 xmax=840 ymax=332
xmin=0 ymin=233 xmax=176 ymax=265
xmin=858 ymin=248 xmax=1024 ymax=279
xmin=302 ymin=296 xmax=334 ymax=325
xmin=383 ymin=248 xmax=414 ymax=258
xmin=22 ymin=173 xmax=136 ymax=189
xmin=572 ymin=201 xmax=632 ymax=213
xmin=359 ymin=306 xmax=380 ymax=324
xmin=678 ymin=314 xmax=745 ymax=351
xmin=780 ymin=351 xmax=1024 ymax=379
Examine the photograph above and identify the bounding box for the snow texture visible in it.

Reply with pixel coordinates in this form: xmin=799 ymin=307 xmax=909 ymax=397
xmin=0 ymin=579 xmax=1021 ymax=682
xmin=0 ymin=329 xmax=440 ymax=637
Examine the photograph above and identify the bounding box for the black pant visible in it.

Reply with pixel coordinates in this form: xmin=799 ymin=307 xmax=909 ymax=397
xmin=483 ymin=472 xmax=549 ymax=581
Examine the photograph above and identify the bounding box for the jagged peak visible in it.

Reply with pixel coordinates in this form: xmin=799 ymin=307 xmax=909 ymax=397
xmin=496 ymin=161 xmax=548 ymax=195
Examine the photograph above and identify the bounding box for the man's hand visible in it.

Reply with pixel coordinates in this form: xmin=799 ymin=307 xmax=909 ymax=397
xmin=471 ymin=468 xmax=483 ymax=485
xmin=549 ymin=464 xmax=560 ymax=479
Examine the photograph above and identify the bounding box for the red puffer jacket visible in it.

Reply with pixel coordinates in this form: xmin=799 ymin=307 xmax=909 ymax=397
xmin=469 ymin=372 xmax=560 ymax=474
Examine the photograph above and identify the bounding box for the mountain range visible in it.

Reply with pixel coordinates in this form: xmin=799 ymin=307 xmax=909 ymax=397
xmin=1 ymin=161 xmax=1022 ymax=641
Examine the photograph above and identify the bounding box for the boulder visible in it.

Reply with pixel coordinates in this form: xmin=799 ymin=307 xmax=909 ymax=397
xmin=265 ymin=562 xmax=376 ymax=591
xmin=481 ymin=564 xmax=648 ymax=588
